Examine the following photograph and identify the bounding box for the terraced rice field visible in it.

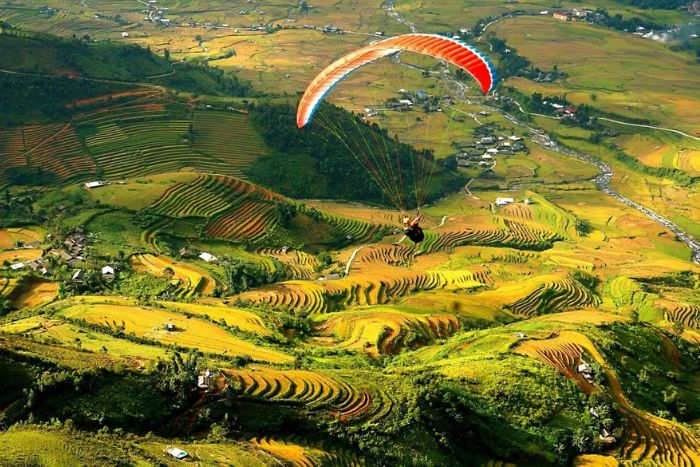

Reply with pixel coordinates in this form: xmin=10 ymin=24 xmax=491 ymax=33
xmin=313 ymin=308 xmax=459 ymax=356
xmin=207 ymin=199 xmax=277 ymax=242
xmin=227 ymin=368 xmax=375 ymax=421
xmin=149 ymin=173 xmax=236 ymax=218
xmin=25 ymin=124 xmax=96 ymax=183
xmin=664 ymin=303 xmax=700 ymax=330
xmin=240 ymin=264 xmax=488 ymax=314
xmin=248 ymin=437 xmax=320 ymax=467
xmin=193 ymin=111 xmax=267 ymax=179
xmin=517 ymin=331 xmax=700 ymax=466
xmin=0 ymin=127 xmax=27 ymax=190
xmin=476 ymin=273 xmax=599 ymax=318
xmin=516 ymin=331 xmax=598 ymax=393
xmin=132 ymin=253 xmax=216 ymax=297
xmin=0 ymin=122 xmax=97 ymax=187
xmin=353 ymin=244 xmax=415 ymax=267
xmin=257 ymin=248 xmax=320 ymax=280
xmin=417 ymin=219 xmax=560 ymax=254
xmin=70 ymin=105 xmax=267 ymax=181
xmin=58 ymin=302 xmax=292 ymax=363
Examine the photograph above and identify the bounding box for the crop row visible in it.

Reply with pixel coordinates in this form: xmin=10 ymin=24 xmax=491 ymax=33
xmin=0 ymin=127 xmax=26 ymax=189
xmin=297 ymin=205 xmax=389 ymax=243
xmin=517 ymin=338 xmax=595 ymax=393
xmin=616 ymin=408 xmax=700 ymax=466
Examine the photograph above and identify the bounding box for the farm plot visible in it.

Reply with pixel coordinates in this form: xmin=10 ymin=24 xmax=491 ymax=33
xmin=161 ymin=301 xmax=272 ymax=337
xmin=417 ymin=218 xmax=560 ymax=254
xmin=131 ymin=253 xmax=216 ymax=297
xmin=0 ymin=227 xmax=43 ymax=249
xmin=663 ymin=303 xmax=700 ymax=330
xmin=0 ymin=249 xmax=42 ymax=265
xmin=58 ymin=302 xmax=293 ymax=364
xmin=148 ymin=173 xmax=281 ymax=219
xmin=0 ymin=315 xmax=168 ymax=363
xmin=12 ymin=281 xmax=57 ymax=308
xmin=312 ymin=307 xmax=460 ymax=356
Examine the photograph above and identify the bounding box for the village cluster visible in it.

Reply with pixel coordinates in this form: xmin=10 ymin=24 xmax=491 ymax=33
xmin=452 ymin=133 xmax=525 ymax=168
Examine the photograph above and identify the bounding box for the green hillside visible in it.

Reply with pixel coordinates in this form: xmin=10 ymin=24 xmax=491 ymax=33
xmin=1 ymin=3 xmax=700 ymax=465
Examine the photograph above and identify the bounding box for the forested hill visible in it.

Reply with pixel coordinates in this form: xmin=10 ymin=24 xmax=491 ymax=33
xmin=612 ymin=0 xmax=688 ymax=8
xmin=246 ymin=103 xmax=467 ymax=208
xmin=0 ymin=25 xmax=252 ymax=124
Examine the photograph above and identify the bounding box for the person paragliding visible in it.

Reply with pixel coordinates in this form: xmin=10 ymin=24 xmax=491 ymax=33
xmin=402 ymin=211 xmax=424 ymax=243
xmin=296 ymin=33 xmax=497 ymax=242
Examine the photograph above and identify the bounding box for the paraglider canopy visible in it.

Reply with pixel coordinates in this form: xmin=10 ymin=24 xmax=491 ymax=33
xmin=294 ymin=33 xmax=497 ymax=219
xmin=297 ymin=33 xmax=497 ymax=128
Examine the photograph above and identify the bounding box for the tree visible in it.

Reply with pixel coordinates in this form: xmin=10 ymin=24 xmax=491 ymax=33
xmin=163 ymin=48 xmax=170 ymax=60
xmin=158 ymin=352 xmax=199 ymax=408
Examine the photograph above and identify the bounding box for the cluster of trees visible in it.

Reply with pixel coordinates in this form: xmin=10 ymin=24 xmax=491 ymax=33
xmin=0 ymin=74 xmax=124 ymax=126
xmin=595 ymin=323 xmax=700 ymax=422
xmin=594 ymin=8 xmax=665 ymax=33
xmin=221 ymin=256 xmax=288 ymax=294
xmin=246 ymin=103 xmax=466 ymax=208
xmin=487 ymin=37 xmax=562 ymax=81
xmin=0 ymin=189 xmax=41 ymax=227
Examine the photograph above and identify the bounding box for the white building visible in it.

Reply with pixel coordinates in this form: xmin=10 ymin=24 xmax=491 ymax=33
xmin=508 ymin=135 xmax=522 ymax=141
xmin=398 ymin=99 xmax=413 ymax=106
xmin=121 ymin=32 xmax=129 ymax=38
xmin=495 ymin=197 xmax=514 ymax=206
xmin=10 ymin=262 xmax=25 ymax=270
xmin=198 ymin=252 xmax=219 ymax=263
xmin=101 ymin=265 xmax=115 ymax=276
xmin=165 ymin=447 xmax=188 ymax=459
xmin=84 ymin=181 xmax=108 ymax=189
